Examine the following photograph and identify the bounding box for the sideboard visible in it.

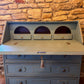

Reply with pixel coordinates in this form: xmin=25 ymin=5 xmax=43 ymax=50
xmin=0 ymin=21 xmax=84 ymax=84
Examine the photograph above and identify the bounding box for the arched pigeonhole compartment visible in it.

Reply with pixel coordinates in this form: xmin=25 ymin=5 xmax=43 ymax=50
xmin=13 ymin=26 xmax=31 ymax=39
xmin=34 ymin=26 xmax=51 ymax=40
xmin=54 ymin=26 xmax=72 ymax=40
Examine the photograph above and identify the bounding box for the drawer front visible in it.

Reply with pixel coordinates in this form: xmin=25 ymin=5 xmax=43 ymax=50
xmin=53 ymin=34 xmax=72 ymax=40
xmin=5 ymin=55 xmax=81 ymax=63
xmin=13 ymin=34 xmax=31 ymax=40
xmin=8 ymin=77 xmax=77 ymax=84
xmin=8 ymin=78 xmax=50 ymax=84
xmin=6 ymin=63 xmax=80 ymax=77
xmin=51 ymin=55 xmax=81 ymax=62
xmin=51 ymin=78 xmax=77 ymax=84
xmin=8 ymin=78 xmax=27 ymax=84
xmin=52 ymin=64 xmax=80 ymax=76
xmin=28 ymin=79 xmax=50 ymax=84
xmin=33 ymin=34 xmax=51 ymax=40
xmin=5 ymin=55 xmax=51 ymax=60
xmin=6 ymin=55 xmax=25 ymax=59
xmin=6 ymin=63 xmax=50 ymax=75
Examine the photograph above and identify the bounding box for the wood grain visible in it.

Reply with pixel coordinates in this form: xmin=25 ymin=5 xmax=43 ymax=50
xmin=0 ymin=40 xmax=84 ymax=55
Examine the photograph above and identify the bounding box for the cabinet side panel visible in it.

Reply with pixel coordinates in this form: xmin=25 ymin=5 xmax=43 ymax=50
xmin=2 ymin=22 xmax=11 ymax=44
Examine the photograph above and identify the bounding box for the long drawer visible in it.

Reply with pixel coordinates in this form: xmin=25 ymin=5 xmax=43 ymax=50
xmin=4 ymin=55 xmax=82 ymax=63
xmin=7 ymin=77 xmax=78 ymax=84
xmin=5 ymin=63 xmax=80 ymax=77
xmin=6 ymin=63 xmax=50 ymax=76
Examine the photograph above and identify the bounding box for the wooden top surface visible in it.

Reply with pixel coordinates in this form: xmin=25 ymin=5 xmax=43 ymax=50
xmin=0 ymin=40 xmax=84 ymax=55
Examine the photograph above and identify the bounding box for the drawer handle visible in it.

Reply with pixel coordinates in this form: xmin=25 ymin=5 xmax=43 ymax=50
xmin=20 ymin=81 xmax=23 ymax=84
xmin=18 ymin=55 xmax=21 ymax=57
xmin=19 ymin=69 xmax=22 ymax=72
xmin=64 ymin=55 xmax=67 ymax=58
xmin=62 ymin=82 xmax=65 ymax=84
xmin=40 ymin=56 xmax=44 ymax=68
xmin=62 ymin=69 xmax=66 ymax=72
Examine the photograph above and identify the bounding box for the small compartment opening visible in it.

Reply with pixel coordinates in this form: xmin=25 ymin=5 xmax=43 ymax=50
xmin=34 ymin=26 xmax=50 ymax=34
xmin=34 ymin=26 xmax=51 ymax=40
xmin=54 ymin=26 xmax=72 ymax=40
xmin=14 ymin=26 xmax=30 ymax=34
xmin=55 ymin=26 xmax=71 ymax=34
xmin=13 ymin=26 xmax=31 ymax=40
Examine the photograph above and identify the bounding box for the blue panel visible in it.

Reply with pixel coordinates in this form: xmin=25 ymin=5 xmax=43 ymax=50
xmin=6 ymin=55 xmax=51 ymax=60
xmin=6 ymin=63 xmax=50 ymax=75
xmin=28 ymin=79 xmax=50 ymax=84
xmin=51 ymin=64 xmax=80 ymax=77
xmin=6 ymin=55 xmax=25 ymax=59
xmin=8 ymin=77 xmax=78 ymax=84
xmin=51 ymin=78 xmax=77 ymax=84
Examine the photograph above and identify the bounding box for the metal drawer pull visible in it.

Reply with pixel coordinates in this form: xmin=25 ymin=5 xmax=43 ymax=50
xmin=62 ymin=82 xmax=65 ymax=84
xmin=20 ymin=81 xmax=23 ymax=84
xmin=19 ymin=69 xmax=22 ymax=72
xmin=18 ymin=55 xmax=21 ymax=57
xmin=40 ymin=56 xmax=44 ymax=68
xmin=62 ymin=69 xmax=66 ymax=72
xmin=64 ymin=55 xmax=67 ymax=58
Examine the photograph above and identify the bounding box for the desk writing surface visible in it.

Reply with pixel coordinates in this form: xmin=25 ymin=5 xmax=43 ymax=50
xmin=0 ymin=40 xmax=84 ymax=55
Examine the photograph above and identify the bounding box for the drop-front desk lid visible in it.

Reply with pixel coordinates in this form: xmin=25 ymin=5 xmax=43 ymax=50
xmin=0 ymin=21 xmax=84 ymax=55
xmin=0 ymin=40 xmax=84 ymax=55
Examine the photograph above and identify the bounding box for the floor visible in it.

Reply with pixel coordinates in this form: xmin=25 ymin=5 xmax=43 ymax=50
xmin=0 ymin=75 xmax=83 ymax=84
xmin=0 ymin=75 xmax=5 ymax=84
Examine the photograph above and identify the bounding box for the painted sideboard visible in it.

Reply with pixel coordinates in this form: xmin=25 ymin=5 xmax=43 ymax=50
xmin=0 ymin=21 xmax=84 ymax=84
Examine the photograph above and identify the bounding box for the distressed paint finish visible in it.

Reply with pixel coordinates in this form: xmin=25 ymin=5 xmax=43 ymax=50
xmin=0 ymin=21 xmax=83 ymax=84
xmin=3 ymin=55 xmax=82 ymax=84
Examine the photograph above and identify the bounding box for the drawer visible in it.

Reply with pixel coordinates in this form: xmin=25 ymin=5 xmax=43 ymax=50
xmin=13 ymin=34 xmax=31 ymax=40
xmin=51 ymin=55 xmax=81 ymax=61
xmin=8 ymin=78 xmax=27 ymax=84
xmin=5 ymin=55 xmax=81 ymax=62
xmin=51 ymin=55 xmax=82 ymax=63
xmin=6 ymin=63 xmax=80 ymax=77
xmin=8 ymin=77 xmax=50 ymax=84
xmin=28 ymin=79 xmax=50 ymax=84
xmin=52 ymin=64 xmax=80 ymax=77
xmin=6 ymin=63 xmax=50 ymax=76
xmin=5 ymin=55 xmax=51 ymax=60
xmin=6 ymin=55 xmax=25 ymax=59
xmin=33 ymin=34 xmax=51 ymax=40
xmin=7 ymin=77 xmax=77 ymax=84
xmin=53 ymin=34 xmax=72 ymax=40
xmin=51 ymin=78 xmax=77 ymax=84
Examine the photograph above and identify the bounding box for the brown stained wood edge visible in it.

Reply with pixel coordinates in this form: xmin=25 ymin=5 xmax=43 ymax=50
xmin=13 ymin=42 xmax=18 ymax=45
xmin=66 ymin=42 xmax=71 ymax=45
xmin=0 ymin=75 xmax=5 ymax=84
